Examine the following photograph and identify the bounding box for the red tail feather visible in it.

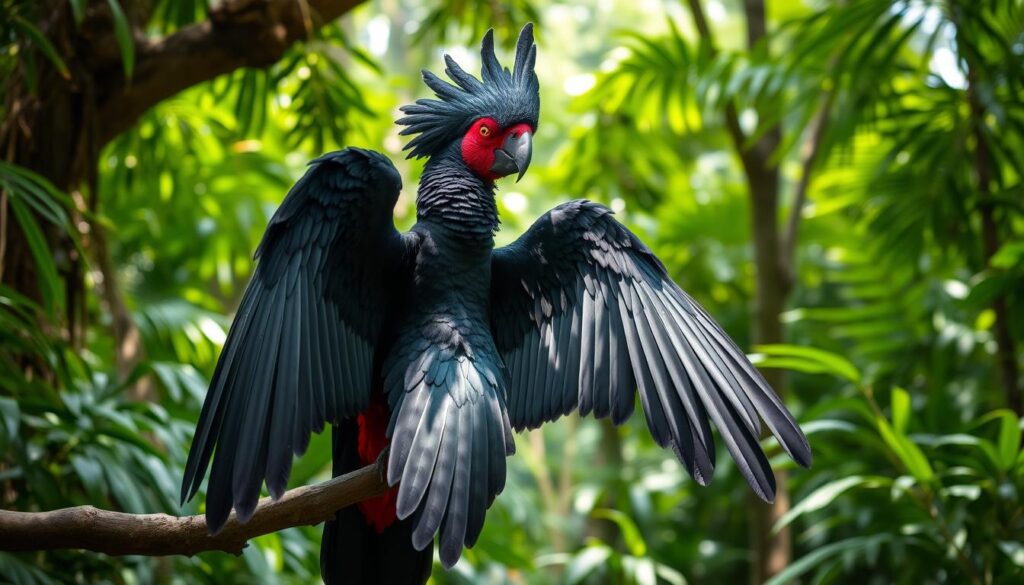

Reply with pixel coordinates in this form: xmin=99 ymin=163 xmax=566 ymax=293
xmin=356 ymin=400 xmax=398 ymax=532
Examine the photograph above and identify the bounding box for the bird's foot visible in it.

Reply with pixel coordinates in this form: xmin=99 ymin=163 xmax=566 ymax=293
xmin=374 ymin=446 xmax=390 ymax=485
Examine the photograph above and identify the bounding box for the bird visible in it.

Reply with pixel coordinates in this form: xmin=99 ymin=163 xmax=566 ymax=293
xmin=180 ymin=23 xmax=811 ymax=584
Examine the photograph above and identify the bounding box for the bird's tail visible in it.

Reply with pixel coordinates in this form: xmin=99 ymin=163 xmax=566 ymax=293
xmin=321 ymin=419 xmax=433 ymax=585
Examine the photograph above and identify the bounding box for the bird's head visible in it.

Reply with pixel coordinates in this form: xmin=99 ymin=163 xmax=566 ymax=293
xmin=397 ymin=24 xmax=539 ymax=183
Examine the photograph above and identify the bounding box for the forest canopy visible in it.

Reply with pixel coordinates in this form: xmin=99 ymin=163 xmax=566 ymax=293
xmin=1 ymin=0 xmax=1022 ymax=583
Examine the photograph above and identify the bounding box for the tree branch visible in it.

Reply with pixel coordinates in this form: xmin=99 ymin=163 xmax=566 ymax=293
xmin=94 ymin=0 xmax=365 ymax=146
xmin=0 ymin=458 xmax=388 ymax=557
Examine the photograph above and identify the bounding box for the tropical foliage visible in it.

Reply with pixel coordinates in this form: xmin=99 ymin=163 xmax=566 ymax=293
xmin=1 ymin=0 xmax=1022 ymax=584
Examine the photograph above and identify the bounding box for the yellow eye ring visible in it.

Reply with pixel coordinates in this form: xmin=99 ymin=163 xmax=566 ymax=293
xmin=479 ymin=125 xmax=491 ymax=137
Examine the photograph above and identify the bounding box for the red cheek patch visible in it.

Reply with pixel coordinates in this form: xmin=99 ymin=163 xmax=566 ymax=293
xmin=461 ymin=119 xmax=536 ymax=181
xmin=461 ymin=139 xmax=497 ymax=181
xmin=461 ymin=118 xmax=501 ymax=181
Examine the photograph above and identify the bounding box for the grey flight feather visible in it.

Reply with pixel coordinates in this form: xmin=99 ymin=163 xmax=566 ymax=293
xmin=490 ymin=200 xmax=812 ymax=502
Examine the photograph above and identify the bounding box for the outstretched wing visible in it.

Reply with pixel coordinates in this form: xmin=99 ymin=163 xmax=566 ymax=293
xmin=181 ymin=148 xmax=407 ymax=532
xmin=490 ymin=200 xmax=811 ymax=502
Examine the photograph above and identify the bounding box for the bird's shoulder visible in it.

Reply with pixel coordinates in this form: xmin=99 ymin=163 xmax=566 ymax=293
xmin=254 ymin=148 xmax=404 ymax=263
xmin=305 ymin=147 xmax=403 ymax=205
xmin=496 ymin=199 xmax=631 ymax=267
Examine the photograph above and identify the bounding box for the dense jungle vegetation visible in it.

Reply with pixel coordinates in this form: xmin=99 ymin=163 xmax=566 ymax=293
xmin=1 ymin=0 xmax=1022 ymax=583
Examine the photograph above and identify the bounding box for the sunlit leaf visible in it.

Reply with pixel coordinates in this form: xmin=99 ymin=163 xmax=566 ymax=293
xmin=592 ymin=508 xmax=646 ymax=556
xmin=997 ymin=412 xmax=1022 ymax=471
xmin=753 ymin=344 xmax=862 ymax=383
xmin=979 ymin=409 xmax=1023 ymax=471
xmin=565 ymin=545 xmax=612 ymax=584
xmin=876 ymin=417 xmax=934 ymax=482
xmin=1000 ymin=541 xmax=1024 ymax=568
xmin=891 ymin=387 xmax=911 ymax=434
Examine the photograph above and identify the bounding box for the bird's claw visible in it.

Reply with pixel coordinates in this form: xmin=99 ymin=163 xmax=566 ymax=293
xmin=374 ymin=446 xmax=390 ymax=485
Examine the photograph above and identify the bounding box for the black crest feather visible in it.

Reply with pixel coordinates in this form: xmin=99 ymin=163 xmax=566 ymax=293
xmin=396 ymin=24 xmax=540 ymax=159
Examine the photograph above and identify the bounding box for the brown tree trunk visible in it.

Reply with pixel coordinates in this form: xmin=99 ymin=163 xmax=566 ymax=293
xmin=1 ymin=1 xmax=87 ymax=347
xmin=684 ymin=0 xmax=795 ymax=580
xmin=742 ymin=149 xmax=792 ymax=585
xmin=1 ymin=0 xmax=365 ymax=381
xmin=948 ymin=3 xmax=1021 ymax=415
xmin=737 ymin=1 xmax=793 ymax=581
xmin=965 ymin=62 xmax=1020 ymax=416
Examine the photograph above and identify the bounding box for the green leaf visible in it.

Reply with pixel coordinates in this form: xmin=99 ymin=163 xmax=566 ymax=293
xmin=752 ymin=344 xmax=862 ymax=383
xmin=623 ymin=557 xmax=657 ymax=585
xmin=876 ymin=417 xmax=934 ymax=482
xmin=592 ymin=508 xmax=646 ymax=556
xmin=95 ymin=448 xmax=147 ymax=513
xmin=655 ymin=564 xmax=688 ymax=585
xmin=775 ymin=475 xmax=888 ymax=533
xmin=943 ymin=484 xmax=981 ymax=500
xmin=0 ymin=397 xmax=19 ymax=447
xmin=7 ymin=197 xmax=61 ymax=314
xmin=11 ymin=16 xmax=70 ymax=79
xmin=71 ymin=453 xmax=107 ymax=503
xmin=0 ymin=161 xmax=78 ymax=212
xmin=798 ymin=419 xmax=860 ymax=436
xmin=891 ymin=387 xmax=911 ymax=434
xmin=566 ymin=545 xmax=612 ymax=584
xmin=765 ymin=535 xmax=891 ymax=585
xmin=749 ymin=355 xmax=836 ymax=376
xmin=0 ymin=551 xmax=58 ymax=585
xmin=999 ymin=541 xmax=1024 ymax=568
xmin=977 ymin=410 xmax=1023 ymax=471
xmin=69 ymin=0 xmax=87 ymax=25
xmin=991 ymin=241 xmax=1024 ymax=269
xmin=996 ymin=410 xmax=1021 ymax=471
xmin=243 ymin=540 xmax=281 ymax=585
xmin=106 ymin=0 xmax=135 ymax=80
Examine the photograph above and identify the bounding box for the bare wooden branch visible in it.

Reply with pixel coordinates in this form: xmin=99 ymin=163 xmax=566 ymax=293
xmin=0 ymin=459 xmax=388 ymax=557
xmin=94 ymin=0 xmax=365 ymax=146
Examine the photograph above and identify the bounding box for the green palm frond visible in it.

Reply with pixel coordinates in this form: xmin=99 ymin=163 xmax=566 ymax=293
xmin=789 ymin=249 xmax=933 ymax=382
xmin=412 ymin=0 xmax=541 ymax=48
xmin=0 ymin=161 xmax=84 ymax=315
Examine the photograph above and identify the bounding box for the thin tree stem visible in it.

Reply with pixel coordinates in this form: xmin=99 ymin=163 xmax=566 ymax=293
xmin=0 ymin=457 xmax=388 ymax=557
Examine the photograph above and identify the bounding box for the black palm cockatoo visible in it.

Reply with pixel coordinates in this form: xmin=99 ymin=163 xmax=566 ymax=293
xmin=181 ymin=24 xmax=811 ymax=584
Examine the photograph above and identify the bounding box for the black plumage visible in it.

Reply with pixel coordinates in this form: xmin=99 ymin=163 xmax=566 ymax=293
xmin=181 ymin=148 xmax=406 ymax=531
xmin=181 ymin=23 xmax=810 ymax=585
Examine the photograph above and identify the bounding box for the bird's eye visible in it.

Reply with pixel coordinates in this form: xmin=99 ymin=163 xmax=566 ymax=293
xmin=479 ymin=125 xmax=491 ymax=137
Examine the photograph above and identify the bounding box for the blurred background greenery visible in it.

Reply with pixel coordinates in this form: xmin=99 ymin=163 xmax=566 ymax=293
xmin=1 ymin=0 xmax=1023 ymax=583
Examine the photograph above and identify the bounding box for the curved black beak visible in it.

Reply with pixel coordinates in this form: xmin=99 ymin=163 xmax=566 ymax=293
xmin=490 ymin=130 xmax=533 ymax=182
